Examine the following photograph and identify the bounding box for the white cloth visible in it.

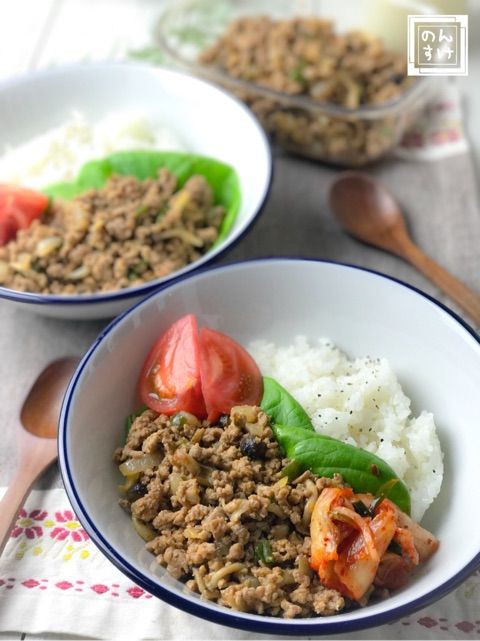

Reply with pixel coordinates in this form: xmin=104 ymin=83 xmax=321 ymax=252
xmin=0 ymin=488 xmax=479 ymax=640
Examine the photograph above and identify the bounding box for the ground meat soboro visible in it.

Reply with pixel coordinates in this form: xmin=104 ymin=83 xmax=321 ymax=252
xmin=200 ymin=17 xmax=411 ymax=107
xmin=199 ymin=17 xmax=416 ymax=164
xmin=0 ymin=169 xmax=224 ymax=294
xmin=114 ymin=406 xmax=346 ymax=618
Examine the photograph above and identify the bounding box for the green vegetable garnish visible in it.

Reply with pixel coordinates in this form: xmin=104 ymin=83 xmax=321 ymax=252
xmin=274 ymin=423 xmax=410 ymax=514
xmin=135 ymin=204 xmax=149 ymax=218
xmin=43 ymin=151 xmax=241 ymax=246
xmin=171 ymin=25 xmax=213 ymax=48
xmin=171 ymin=413 xmax=188 ymax=428
xmin=280 ymin=459 xmax=305 ymax=482
xmin=261 ymin=377 xmax=411 ymax=514
xmin=128 ymin=46 xmax=167 ymax=65
xmin=124 ymin=405 xmax=147 ymax=442
xmin=369 ymin=478 xmax=401 ymax=514
xmin=155 ymin=204 xmax=169 ymax=222
xmin=254 ymin=539 xmax=274 ymax=565
xmin=288 ymin=61 xmax=307 ymax=85
xmin=261 ymin=377 xmax=314 ymax=432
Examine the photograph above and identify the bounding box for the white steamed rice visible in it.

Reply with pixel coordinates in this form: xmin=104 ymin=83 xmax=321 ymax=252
xmin=249 ymin=336 xmax=443 ymax=522
xmin=0 ymin=110 xmax=184 ymax=190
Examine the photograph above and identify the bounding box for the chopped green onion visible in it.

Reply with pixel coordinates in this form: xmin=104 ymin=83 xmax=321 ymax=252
xmin=124 ymin=414 xmax=134 ymax=435
xmin=123 ymin=406 xmax=147 ymax=442
xmin=280 ymin=459 xmax=304 ymax=482
xmin=377 ymin=478 xmax=401 ymax=495
xmin=254 ymin=539 xmax=274 ymax=565
xmin=135 ymin=205 xmax=149 ymax=218
xmin=171 ymin=413 xmax=187 ymax=428
xmin=129 ymin=260 xmax=149 ymax=278
xmin=128 ymin=46 xmax=166 ymax=65
xmin=288 ymin=61 xmax=307 ymax=84
xmin=370 ymin=478 xmax=400 ymax=514
xmin=155 ymin=204 xmax=169 ymax=223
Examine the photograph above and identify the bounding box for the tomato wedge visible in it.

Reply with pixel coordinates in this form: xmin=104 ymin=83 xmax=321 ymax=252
xmin=139 ymin=314 xmax=207 ymax=417
xmin=139 ymin=316 xmax=264 ymax=422
xmin=0 ymin=184 xmax=49 ymax=245
xmin=198 ymin=327 xmax=263 ymax=423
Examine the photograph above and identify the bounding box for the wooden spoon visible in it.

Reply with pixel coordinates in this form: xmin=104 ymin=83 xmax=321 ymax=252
xmin=0 ymin=357 xmax=79 ymax=555
xmin=329 ymin=172 xmax=480 ymax=326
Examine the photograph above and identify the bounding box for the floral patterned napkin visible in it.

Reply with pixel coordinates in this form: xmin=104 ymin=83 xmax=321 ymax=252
xmin=1 ymin=487 xmax=479 ymax=640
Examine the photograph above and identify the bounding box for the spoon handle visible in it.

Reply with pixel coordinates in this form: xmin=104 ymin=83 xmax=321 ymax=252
xmin=0 ymin=455 xmax=55 ymax=557
xmin=401 ymin=240 xmax=480 ymax=327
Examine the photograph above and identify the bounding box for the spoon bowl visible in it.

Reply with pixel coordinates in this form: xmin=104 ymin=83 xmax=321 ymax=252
xmin=0 ymin=357 xmax=79 ymax=555
xmin=20 ymin=358 xmax=80 ymax=439
xmin=329 ymin=172 xmax=408 ymax=253
xmin=329 ymin=171 xmax=480 ymax=326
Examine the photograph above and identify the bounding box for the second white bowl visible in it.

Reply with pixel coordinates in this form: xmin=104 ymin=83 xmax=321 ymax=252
xmin=0 ymin=63 xmax=272 ymax=319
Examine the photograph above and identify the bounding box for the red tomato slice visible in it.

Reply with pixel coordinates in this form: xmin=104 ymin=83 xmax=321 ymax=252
xmin=0 ymin=184 xmax=49 ymax=245
xmin=139 ymin=314 xmax=207 ymax=417
xmin=198 ymin=327 xmax=263 ymax=423
xmin=0 ymin=215 xmax=17 ymax=246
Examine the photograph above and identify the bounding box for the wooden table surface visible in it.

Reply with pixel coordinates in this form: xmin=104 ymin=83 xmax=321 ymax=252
xmin=1 ymin=1 xmax=479 ymax=639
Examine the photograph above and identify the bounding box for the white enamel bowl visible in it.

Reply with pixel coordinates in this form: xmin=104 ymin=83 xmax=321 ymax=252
xmin=59 ymin=258 xmax=480 ymax=634
xmin=0 ymin=63 xmax=271 ymax=319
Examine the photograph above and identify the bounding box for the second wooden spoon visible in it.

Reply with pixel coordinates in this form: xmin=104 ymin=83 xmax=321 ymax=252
xmin=0 ymin=357 xmax=79 ymax=556
xmin=329 ymin=172 xmax=480 ymax=327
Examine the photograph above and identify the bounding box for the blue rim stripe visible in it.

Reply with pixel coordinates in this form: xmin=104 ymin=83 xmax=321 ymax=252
xmin=0 ymin=62 xmax=272 ymax=306
xmin=59 ymin=258 xmax=480 ymax=635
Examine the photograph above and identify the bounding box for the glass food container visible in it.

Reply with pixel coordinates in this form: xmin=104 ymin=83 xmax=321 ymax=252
xmin=156 ymin=0 xmax=438 ymax=167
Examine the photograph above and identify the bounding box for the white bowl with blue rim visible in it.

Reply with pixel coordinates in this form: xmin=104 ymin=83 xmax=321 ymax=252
xmin=0 ymin=63 xmax=271 ymax=320
xmin=59 ymin=258 xmax=480 ymax=635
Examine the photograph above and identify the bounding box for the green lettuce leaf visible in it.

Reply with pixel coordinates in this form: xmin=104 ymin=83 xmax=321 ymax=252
xmin=261 ymin=376 xmax=411 ymax=514
xmin=43 ymin=151 xmax=241 ymax=245
xmin=273 ymin=424 xmax=411 ymax=514
xmin=260 ymin=376 xmax=313 ymax=432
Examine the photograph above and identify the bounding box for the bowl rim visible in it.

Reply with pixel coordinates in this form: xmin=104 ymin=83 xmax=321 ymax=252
xmin=155 ymin=0 xmax=436 ymax=120
xmin=0 ymin=61 xmax=273 ymax=306
xmin=59 ymin=257 xmax=480 ymax=635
